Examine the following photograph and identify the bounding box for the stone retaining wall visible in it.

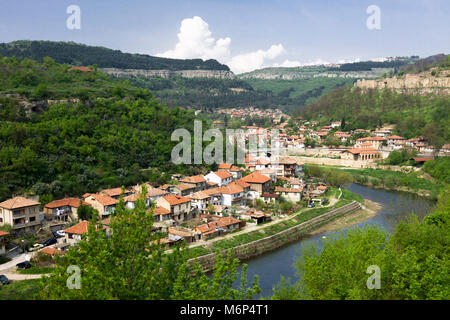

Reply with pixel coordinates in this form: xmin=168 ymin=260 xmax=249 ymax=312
xmin=188 ymin=201 xmax=362 ymax=273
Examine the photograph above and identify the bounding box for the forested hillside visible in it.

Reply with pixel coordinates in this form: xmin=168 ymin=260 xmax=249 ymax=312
xmin=300 ymin=85 xmax=450 ymax=148
xmin=0 ymin=56 xmax=207 ymax=202
xmin=0 ymin=40 xmax=229 ymax=71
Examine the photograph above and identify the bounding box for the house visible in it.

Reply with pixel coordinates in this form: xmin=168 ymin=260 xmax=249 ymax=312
xmin=261 ymin=193 xmax=279 ymax=204
xmin=387 ymin=135 xmax=405 ymax=146
xmin=154 ymin=236 xmax=184 ymax=249
xmin=189 ymin=191 xmax=213 ymax=214
xmin=218 ymin=216 xmax=244 ymax=232
xmin=64 ymin=220 xmax=106 ymax=245
xmin=99 ymin=187 xmax=133 ymax=199
xmin=39 ymin=246 xmax=65 ymax=258
xmin=0 ymin=197 xmax=41 ymax=234
xmin=411 ymin=157 xmax=434 ymax=167
xmin=227 ymin=165 xmax=244 ymax=179
xmin=83 ymin=194 xmax=118 ymax=219
xmin=239 ymin=172 xmax=271 ymax=195
xmin=271 ymin=157 xmax=303 ymax=177
xmin=44 ymin=198 xmax=89 ymax=221
xmin=439 ymin=144 xmax=450 ymax=154
xmin=168 ymin=227 xmax=200 ymax=243
xmin=152 ymin=206 xmax=172 ymax=222
xmin=240 ymin=209 xmax=271 ymax=224
xmin=155 ymin=195 xmax=196 ymax=223
xmin=193 ymin=217 xmax=243 ymax=240
xmin=0 ymin=231 xmax=8 ymax=255
xmin=179 ymin=175 xmax=207 ymax=192
xmin=204 ymin=170 xmax=233 ymax=186
xmin=193 ymin=222 xmax=222 ymax=240
xmin=218 ymin=182 xmax=246 ymax=207
xmin=355 ymin=136 xmax=386 ymax=149
xmin=331 ymin=121 xmax=341 ymax=128
xmin=275 ymin=187 xmax=303 ymax=203
xmin=342 ymin=148 xmax=380 ymax=161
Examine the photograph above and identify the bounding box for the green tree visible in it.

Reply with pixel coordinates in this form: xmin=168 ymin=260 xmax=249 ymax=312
xmin=39 ymin=187 xmax=259 ymax=299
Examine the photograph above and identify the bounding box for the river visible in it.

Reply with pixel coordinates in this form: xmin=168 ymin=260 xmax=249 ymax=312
xmin=241 ymin=183 xmax=436 ymax=298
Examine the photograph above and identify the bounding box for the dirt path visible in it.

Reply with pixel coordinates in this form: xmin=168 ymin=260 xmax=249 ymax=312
xmin=308 ymin=199 xmax=382 ymax=235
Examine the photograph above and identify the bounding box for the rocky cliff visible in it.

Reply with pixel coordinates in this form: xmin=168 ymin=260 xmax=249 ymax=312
xmin=101 ymin=68 xmax=236 ymax=79
xmin=355 ymin=69 xmax=450 ymax=95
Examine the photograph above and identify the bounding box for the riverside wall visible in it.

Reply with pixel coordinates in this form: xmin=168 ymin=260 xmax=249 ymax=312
xmin=188 ymin=201 xmax=362 ymax=273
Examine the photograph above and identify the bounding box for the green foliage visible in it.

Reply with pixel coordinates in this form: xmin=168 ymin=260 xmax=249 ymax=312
xmin=301 ymin=86 xmax=450 ymax=147
xmin=77 ymin=204 xmax=98 ymax=221
xmin=272 ymin=190 xmax=450 ymax=299
xmin=304 ymin=164 xmax=353 ymax=187
xmin=0 ymin=57 xmax=210 ymax=201
xmin=423 ymin=157 xmax=450 ymax=184
xmin=0 ymin=279 xmax=41 ymax=300
xmin=385 ymin=148 xmax=417 ymax=165
xmin=39 ymin=188 xmax=258 ymax=299
xmin=0 ymin=40 xmax=229 ymax=71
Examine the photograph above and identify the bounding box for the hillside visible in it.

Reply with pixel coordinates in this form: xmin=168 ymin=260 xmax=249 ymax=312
xmin=0 ymin=40 xmax=230 ymax=71
xmin=355 ymin=55 xmax=450 ymax=95
xmin=0 ymin=55 xmax=207 ymax=202
xmin=300 ymin=85 xmax=450 ymax=147
xmin=238 ymin=57 xmax=420 ymax=80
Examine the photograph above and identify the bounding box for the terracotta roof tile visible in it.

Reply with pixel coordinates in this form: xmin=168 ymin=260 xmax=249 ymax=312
xmin=45 ymin=198 xmax=87 ymax=209
xmin=239 ymin=172 xmax=271 ymax=184
xmin=214 ymin=170 xmax=232 ymax=179
xmin=0 ymin=197 xmax=40 ymax=209
xmin=162 ymin=195 xmax=191 ymax=206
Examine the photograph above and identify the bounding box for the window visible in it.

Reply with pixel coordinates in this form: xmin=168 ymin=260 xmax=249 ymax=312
xmin=30 ymin=217 xmax=36 ymax=222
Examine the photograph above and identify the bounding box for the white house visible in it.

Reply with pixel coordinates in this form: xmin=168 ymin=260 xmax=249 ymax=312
xmin=205 ymin=170 xmax=233 ymax=186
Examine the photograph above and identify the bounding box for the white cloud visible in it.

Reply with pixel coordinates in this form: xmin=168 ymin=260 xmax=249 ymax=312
xmin=156 ymin=16 xmax=286 ymax=74
xmin=228 ymin=44 xmax=286 ymax=74
xmin=156 ymin=16 xmax=231 ymax=61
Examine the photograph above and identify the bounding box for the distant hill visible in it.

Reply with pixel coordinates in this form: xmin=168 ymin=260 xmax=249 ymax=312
xmin=238 ymin=57 xmax=420 ymax=80
xmin=0 ymin=40 xmax=230 ymax=71
xmin=399 ymin=54 xmax=449 ymax=74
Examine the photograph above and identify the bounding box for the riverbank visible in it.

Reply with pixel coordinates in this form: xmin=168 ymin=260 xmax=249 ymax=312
xmin=308 ymin=199 xmax=382 ymax=235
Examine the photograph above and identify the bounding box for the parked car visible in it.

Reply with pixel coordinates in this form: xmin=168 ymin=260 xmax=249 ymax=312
xmin=53 ymin=230 xmax=65 ymax=239
xmin=0 ymin=274 xmax=10 ymax=285
xmin=28 ymin=243 xmax=44 ymax=252
xmin=43 ymin=238 xmax=57 ymax=247
xmin=307 ymin=202 xmax=315 ymax=208
xmin=16 ymin=261 xmax=32 ymax=269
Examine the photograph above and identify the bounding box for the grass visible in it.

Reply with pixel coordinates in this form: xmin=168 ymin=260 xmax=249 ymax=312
xmin=18 ymin=265 xmax=53 ymax=275
xmin=0 ymin=279 xmax=41 ymax=300
xmin=0 ymin=255 xmax=12 ymax=264
xmin=342 ymin=167 xmax=442 ymax=198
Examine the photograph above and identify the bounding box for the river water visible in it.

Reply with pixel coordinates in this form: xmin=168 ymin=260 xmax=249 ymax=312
xmin=241 ymin=183 xmax=435 ymax=298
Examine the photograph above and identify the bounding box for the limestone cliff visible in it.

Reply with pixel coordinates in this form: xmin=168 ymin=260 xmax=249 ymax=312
xmin=101 ymin=68 xmax=236 ymax=79
xmin=354 ymin=69 xmax=450 ymax=95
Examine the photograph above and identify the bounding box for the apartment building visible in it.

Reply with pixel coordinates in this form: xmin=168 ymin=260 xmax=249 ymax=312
xmin=0 ymin=197 xmax=41 ymax=234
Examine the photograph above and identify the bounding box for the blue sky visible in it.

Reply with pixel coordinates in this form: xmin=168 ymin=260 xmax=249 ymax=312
xmin=0 ymin=0 xmax=449 ymax=73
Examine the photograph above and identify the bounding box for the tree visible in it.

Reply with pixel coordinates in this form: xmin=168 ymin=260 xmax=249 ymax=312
xmin=77 ymin=204 xmax=98 ymax=221
xmin=39 ymin=186 xmax=259 ymax=299
xmin=271 ymin=188 xmax=450 ymax=300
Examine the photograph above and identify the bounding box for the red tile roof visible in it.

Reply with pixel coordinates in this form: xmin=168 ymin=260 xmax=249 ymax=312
xmin=180 ymin=175 xmax=206 ymax=184
xmin=68 ymin=66 xmax=92 ymax=72
xmin=45 ymin=198 xmax=87 ymax=209
xmin=64 ymin=220 xmax=106 ymax=235
xmin=40 ymin=247 xmax=65 ymax=257
xmin=64 ymin=221 xmax=89 ymax=235
xmin=218 ymin=163 xmax=233 ymax=169
xmin=0 ymin=197 xmax=40 ymax=209
xmin=87 ymin=194 xmax=119 ymax=206
xmin=153 ymin=206 xmax=171 ymax=216
xmin=162 ymin=194 xmax=191 ymax=206
xmin=240 ymin=172 xmax=271 ymax=184
xmin=100 ymin=187 xmax=131 ymax=197
xmin=214 ymin=170 xmax=232 ymax=179
xmin=0 ymin=231 xmax=8 ymax=236
xmin=412 ymin=157 xmax=433 ymax=162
